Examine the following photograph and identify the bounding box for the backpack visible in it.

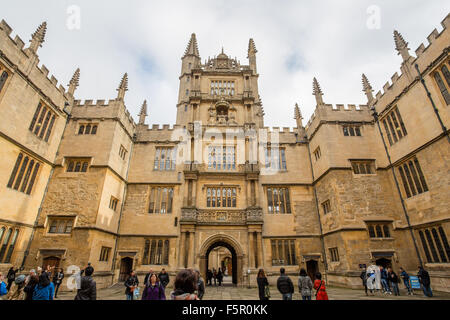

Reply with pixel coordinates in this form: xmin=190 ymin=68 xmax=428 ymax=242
xmin=0 ymin=282 xmax=7 ymax=296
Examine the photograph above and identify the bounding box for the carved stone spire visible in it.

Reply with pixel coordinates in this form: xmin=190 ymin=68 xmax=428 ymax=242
xmin=67 ymin=68 xmax=80 ymax=96
xmin=117 ymin=73 xmax=128 ymax=100
xmin=394 ymin=30 xmax=411 ymax=62
xmin=183 ymin=33 xmax=200 ymax=58
xmin=362 ymin=73 xmax=374 ymax=104
xmin=294 ymin=102 xmax=306 ymax=140
xmin=29 ymin=21 xmax=47 ymax=53
xmin=312 ymin=77 xmax=324 ymax=106
xmin=248 ymin=38 xmax=257 ymax=74
xmin=138 ymin=100 xmax=148 ymax=125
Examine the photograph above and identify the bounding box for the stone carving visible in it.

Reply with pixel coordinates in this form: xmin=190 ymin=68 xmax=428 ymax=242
xmin=197 ymin=210 xmax=246 ymax=224
xmin=180 ymin=207 xmax=198 ymax=222
xmin=246 ymin=207 xmax=263 ymax=222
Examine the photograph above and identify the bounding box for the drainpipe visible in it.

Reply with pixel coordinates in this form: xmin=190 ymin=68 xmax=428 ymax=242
xmin=21 ymin=102 xmax=71 ymax=270
xmin=414 ymin=64 xmax=450 ymax=143
xmin=370 ymin=107 xmax=423 ymax=267
xmin=306 ymin=138 xmax=329 ymax=284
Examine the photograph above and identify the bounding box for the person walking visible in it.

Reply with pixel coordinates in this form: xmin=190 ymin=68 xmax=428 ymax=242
xmin=195 ymin=270 xmax=205 ymax=300
xmin=170 ymin=269 xmax=199 ymax=300
xmin=206 ymin=269 xmax=213 ymax=286
xmin=313 ymin=272 xmax=329 ymax=300
xmin=217 ymin=268 xmax=223 ymax=286
xmin=360 ymin=266 xmax=369 ymax=296
xmin=298 ymin=268 xmax=313 ymax=300
xmin=388 ymin=268 xmax=400 ymax=296
xmin=399 ymin=267 xmax=412 ymax=295
xmin=276 ymin=267 xmax=294 ymax=300
xmin=141 ymin=273 xmax=165 ymax=300
xmin=74 ymin=265 xmax=96 ymax=300
xmin=418 ymin=266 xmax=433 ymax=297
xmin=24 ymin=272 xmax=39 ymax=301
xmin=6 ymin=266 xmax=19 ymax=291
xmin=380 ymin=266 xmax=391 ymax=294
xmin=52 ymin=268 xmax=64 ymax=298
xmin=32 ymin=273 xmax=54 ymax=300
xmin=124 ymin=270 xmax=139 ymax=300
xmin=6 ymin=275 xmax=26 ymax=300
xmin=0 ymin=272 xmax=7 ymax=300
xmin=144 ymin=268 xmax=154 ymax=287
xmin=158 ymin=268 xmax=170 ymax=289
xmin=257 ymin=269 xmax=270 ymax=301
xmin=213 ymin=268 xmax=217 ymax=286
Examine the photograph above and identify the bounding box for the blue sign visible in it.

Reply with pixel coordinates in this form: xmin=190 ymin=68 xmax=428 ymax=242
xmin=409 ymin=276 xmax=421 ymax=289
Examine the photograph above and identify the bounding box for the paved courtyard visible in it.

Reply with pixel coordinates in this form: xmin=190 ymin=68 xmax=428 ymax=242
xmin=56 ymin=283 xmax=450 ymax=300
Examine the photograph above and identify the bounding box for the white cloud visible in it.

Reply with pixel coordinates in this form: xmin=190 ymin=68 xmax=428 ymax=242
xmin=2 ymin=0 xmax=449 ymax=127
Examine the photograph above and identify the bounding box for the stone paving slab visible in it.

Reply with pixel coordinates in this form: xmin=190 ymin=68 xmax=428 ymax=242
xmin=56 ymin=283 xmax=450 ymax=300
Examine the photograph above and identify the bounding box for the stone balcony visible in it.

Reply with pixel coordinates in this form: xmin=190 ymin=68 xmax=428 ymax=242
xmin=183 ymin=162 xmax=260 ymax=174
xmin=180 ymin=207 xmax=263 ymax=225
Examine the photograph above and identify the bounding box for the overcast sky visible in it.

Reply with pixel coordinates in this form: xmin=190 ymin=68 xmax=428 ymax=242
xmin=2 ymin=1 xmax=449 ymax=127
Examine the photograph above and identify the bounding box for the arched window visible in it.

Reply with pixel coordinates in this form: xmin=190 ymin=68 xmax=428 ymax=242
xmin=81 ymin=162 xmax=88 ymax=172
xmin=0 ymin=71 xmax=9 ymax=93
xmin=67 ymin=161 xmax=74 ymax=172
xmin=434 ymin=72 xmax=450 ymax=105
xmin=91 ymin=125 xmax=97 ymax=135
xmin=425 ymin=229 xmax=439 ymax=262
xmin=85 ymin=124 xmax=91 ymax=135
xmin=0 ymin=227 xmax=5 ymax=243
xmin=368 ymin=226 xmax=376 ymax=238
xmin=375 ymin=225 xmax=383 ymax=238
xmin=0 ymin=228 xmax=12 ymax=262
xmin=74 ymin=162 xmax=81 ymax=172
xmin=7 ymin=153 xmax=23 ymax=188
xmin=432 ymin=228 xmax=447 ymax=262
xmin=438 ymin=227 xmax=450 ymax=260
xmin=14 ymin=156 xmax=29 ymax=190
xmin=78 ymin=125 xmax=84 ymax=135
xmin=441 ymin=65 xmax=450 ymax=87
xmin=383 ymin=225 xmax=390 ymax=238
xmin=4 ymin=229 xmax=19 ymax=263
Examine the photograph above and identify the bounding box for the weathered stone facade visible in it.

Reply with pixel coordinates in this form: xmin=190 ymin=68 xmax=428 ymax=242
xmin=0 ymin=14 xmax=449 ymax=293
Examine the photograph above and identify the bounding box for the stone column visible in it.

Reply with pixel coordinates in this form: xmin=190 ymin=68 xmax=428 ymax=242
xmin=192 ymin=180 xmax=197 ymax=207
xmin=256 ymin=232 xmax=263 ymax=268
xmin=179 ymin=232 xmax=186 ymax=268
xmin=248 ymin=231 xmax=255 ymax=269
xmin=188 ymin=231 xmax=195 ymax=267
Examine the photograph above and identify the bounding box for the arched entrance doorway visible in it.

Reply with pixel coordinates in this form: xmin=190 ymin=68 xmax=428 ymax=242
xmin=199 ymin=234 xmax=244 ymax=286
xmin=119 ymin=257 xmax=133 ymax=281
xmin=206 ymin=241 xmax=237 ymax=285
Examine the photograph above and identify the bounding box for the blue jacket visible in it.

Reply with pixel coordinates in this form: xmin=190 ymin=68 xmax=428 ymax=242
xmin=0 ymin=281 xmax=7 ymax=296
xmin=32 ymin=282 xmax=54 ymax=300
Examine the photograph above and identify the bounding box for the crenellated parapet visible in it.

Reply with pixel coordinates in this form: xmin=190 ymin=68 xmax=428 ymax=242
xmin=305 ymin=104 xmax=372 ymax=138
xmin=372 ymin=13 xmax=450 ymax=115
xmin=0 ymin=19 xmax=72 ymax=112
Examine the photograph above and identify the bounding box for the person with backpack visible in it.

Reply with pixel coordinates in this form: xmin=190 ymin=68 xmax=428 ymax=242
xmin=6 ymin=266 xmax=19 ymax=291
xmin=418 ymin=266 xmax=433 ymax=297
xmin=313 ymin=272 xmax=329 ymax=300
xmin=158 ymin=268 xmax=170 ymax=289
xmin=399 ymin=267 xmax=412 ymax=295
xmin=0 ymin=272 xmax=7 ymax=300
xmin=298 ymin=268 xmax=313 ymax=300
xmin=276 ymin=267 xmax=294 ymax=300
xmin=74 ymin=265 xmax=96 ymax=300
xmin=388 ymin=267 xmax=400 ymax=296
xmin=24 ymin=271 xmax=39 ymax=300
xmin=32 ymin=273 xmax=54 ymax=300
xmin=124 ymin=270 xmax=139 ymax=300
xmin=142 ymin=273 xmax=165 ymax=300
xmin=6 ymin=274 xmax=26 ymax=300
xmin=257 ymin=269 xmax=270 ymax=301
xmin=52 ymin=268 xmax=64 ymax=298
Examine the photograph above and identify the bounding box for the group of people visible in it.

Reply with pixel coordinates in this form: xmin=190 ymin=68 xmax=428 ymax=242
xmin=257 ymin=267 xmax=329 ymax=300
xmin=360 ymin=265 xmax=433 ymax=297
xmin=0 ymin=265 xmax=65 ymax=300
xmin=205 ymin=268 xmax=224 ymax=286
xmin=123 ymin=268 xmax=205 ymax=300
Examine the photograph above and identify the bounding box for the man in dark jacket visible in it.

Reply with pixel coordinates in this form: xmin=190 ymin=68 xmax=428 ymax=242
xmin=418 ymin=266 xmax=432 ymax=297
xmin=52 ymin=268 xmax=64 ymax=298
xmin=360 ymin=266 xmax=368 ymax=296
xmin=380 ymin=266 xmax=391 ymax=294
xmin=158 ymin=268 xmax=170 ymax=288
xmin=206 ymin=269 xmax=213 ymax=286
xmin=75 ymin=266 xmax=96 ymax=300
xmin=276 ymin=268 xmax=294 ymax=300
xmin=6 ymin=267 xmax=19 ymax=291
xmin=144 ymin=268 xmax=153 ymax=287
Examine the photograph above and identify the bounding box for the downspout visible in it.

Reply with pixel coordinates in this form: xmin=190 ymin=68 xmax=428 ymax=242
xmin=21 ymin=103 xmax=72 ymax=269
xmin=371 ymin=107 xmax=423 ymax=267
xmin=414 ymin=63 xmax=449 ymax=143
xmin=304 ymin=134 xmax=329 ymax=283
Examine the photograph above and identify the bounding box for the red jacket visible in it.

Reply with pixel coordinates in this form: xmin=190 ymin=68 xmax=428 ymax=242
xmin=314 ymin=280 xmax=329 ymax=300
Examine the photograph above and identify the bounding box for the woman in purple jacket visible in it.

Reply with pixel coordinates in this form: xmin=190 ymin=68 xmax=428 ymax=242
xmin=142 ymin=273 xmax=166 ymax=300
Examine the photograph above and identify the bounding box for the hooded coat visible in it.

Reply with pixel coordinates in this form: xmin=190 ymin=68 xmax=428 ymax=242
xmin=32 ymin=275 xmax=54 ymax=300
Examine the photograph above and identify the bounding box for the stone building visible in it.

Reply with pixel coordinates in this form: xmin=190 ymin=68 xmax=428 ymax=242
xmin=0 ymin=14 xmax=449 ymax=292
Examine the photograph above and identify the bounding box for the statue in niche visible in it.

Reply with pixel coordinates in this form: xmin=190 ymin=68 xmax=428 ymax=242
xmin=215 ymin=98 xmax=229 ymax=125
xmin=208 ymin=106 xmax=216 ymax=125
xmin=228 ymin=106 xmax=237 ymax=125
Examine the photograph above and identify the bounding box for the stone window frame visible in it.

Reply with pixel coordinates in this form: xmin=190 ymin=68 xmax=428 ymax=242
xmin=0 ymin=225 xmax=20 ymax=264
xmin=47 ymin=216 xmax=74 ymax=235
xmin=210 ymin=79 xmax=235 ymax=96
xmin=28 ymin=101 xmax=57 ymax=143
xmin=380 ymin=106 xmax=408 ymax=146
xmin=270 ymin=239 xmax=297 ymax=266
xmin=206 ymin=186 xmax=237 ymax=208
xmin=0 ymin=63 xmax=11 ymax=98
xmin=154 ymin=146 xmax=176 ymax=171
xmin=7 ymin=151 xmax=41 ymax=195
xmin=99 ymin=246 xmax=111 ymax=262
xmin=397 ymin=156 xmax=428 ymax=199
xmin=329 ymin=247 xmax=339 ymax=262
xmin=207 ymin=145 xmax=236 ymax=171
xmin=119 ymin=145 xmax=128 ymax=160
xmin=342 ymin=125 xmax=362 ymax=137
xmin=321 ymin=199 xmax=331 ymax=215
xmin=350 ymin=159 xmax=376 ymax=175
xmin=366 ymin=222 xmax=392 ymax=239
xmin=109 ymin=196 xmax=119 ymax=211
xmin=432 ymin=60 xmax=450 ymax=105
xmin=266 ymin=186 xmax=292 ymax=214
xmin=417 ymin=225 xmax=450 ymax=264
xmin=313 ymin=146 xmax=321 ymax=161
xmin=148 ymin=186 xmax=174 ymax=214
xmin=65 ymin=157 xmax=91 ymax=173
xmin=77 ymin=122 xmax=98 ymax=135
xmin=264 ymin=146 xmax=287 ymax=171
xmin=142 ymin=238 xmax=170 ymax=265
